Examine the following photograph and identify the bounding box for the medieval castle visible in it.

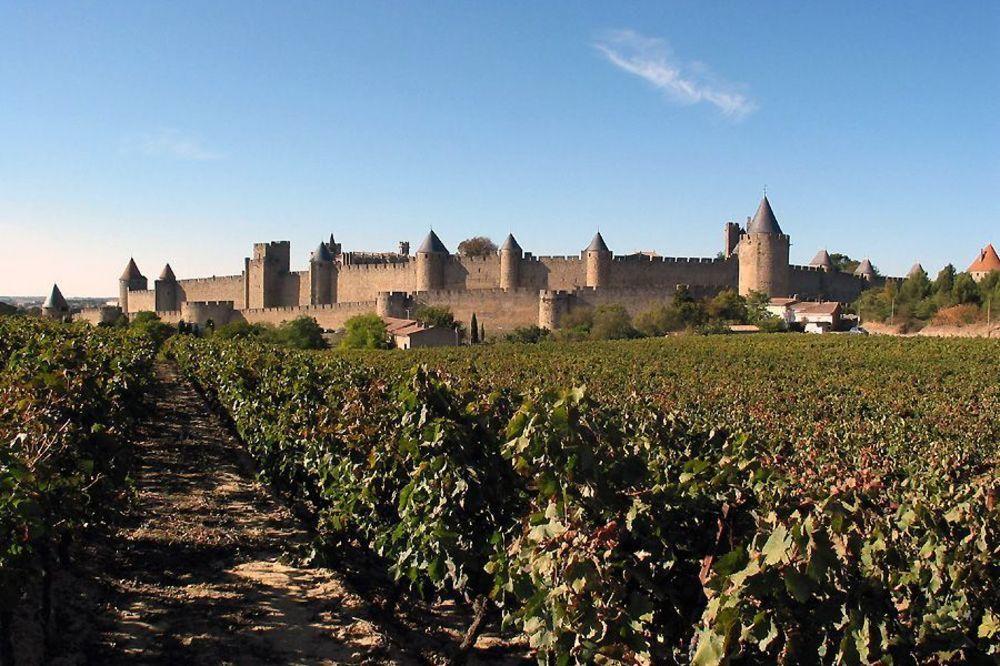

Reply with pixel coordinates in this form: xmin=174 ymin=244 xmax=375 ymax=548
xmin=99 ymin=196 xmax=896 ymax=332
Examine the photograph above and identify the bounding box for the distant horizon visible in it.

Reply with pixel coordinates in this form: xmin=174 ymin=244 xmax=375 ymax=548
xmin=2 ymin=2 xmax=997 ymax=295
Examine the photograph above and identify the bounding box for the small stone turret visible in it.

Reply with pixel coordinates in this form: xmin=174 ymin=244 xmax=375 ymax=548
xmin=810 ymin=249 xmax=834 ymax=272
xmin=538 ymin=290 xmax=571 ymax=330
xmin=154 ymin=263 xmax=179 ymax=311
xmin=42 ymin=284 xmax=70 ymax=320
xmin=118 ymin=258 xmax=148 ymax=313
xmin=584 ymin=233 xmax=612 ymax=289
xmin=416 ymin=231 xmax=448 ymax=291
xmin=499 ymin=234 xmax=523 ymax=290
xmin=854 ymin=258 xmax=876 ymax=281
xmin=309 ymin=242 xmax=336 ymax=305
xmin=737 ymin=196 xmax=790 ymax=297
xmin=376 ymin=291 xmax=412 ymax=318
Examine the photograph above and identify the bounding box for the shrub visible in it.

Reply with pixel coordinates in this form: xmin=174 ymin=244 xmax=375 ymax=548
xmin=932 ymin=304 xmax=981 ymax=327
xmin=589 ymin=304 xmax=637 ymax=340
xmin=634 ymin=305 xmax=683 ymax=337
xmin=505 ymin=326 xmax=551 ymax=344
xmin=215 ymin=320 xmax=269 ymax=340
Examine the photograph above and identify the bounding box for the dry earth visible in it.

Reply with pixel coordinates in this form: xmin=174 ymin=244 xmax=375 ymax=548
xmin=35 ymin=364 xmax=526 ymax=665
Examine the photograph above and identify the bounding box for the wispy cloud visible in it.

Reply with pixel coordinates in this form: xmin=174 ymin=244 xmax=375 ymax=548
xmin=127 ymin=128 xmax=223 ymax=161
xmin=594 ymin=29 xmax=756 ymax=119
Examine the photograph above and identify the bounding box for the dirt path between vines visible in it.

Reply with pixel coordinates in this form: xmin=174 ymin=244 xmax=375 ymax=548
xmin=57 ymin=363 xmax=525 ymax=665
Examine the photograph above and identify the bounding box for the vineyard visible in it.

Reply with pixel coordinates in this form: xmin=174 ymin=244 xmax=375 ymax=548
xmin=0 ymin=318 xmax=156 ymax=661
xmin=164 ymin=334 xmax=1000 ymax=663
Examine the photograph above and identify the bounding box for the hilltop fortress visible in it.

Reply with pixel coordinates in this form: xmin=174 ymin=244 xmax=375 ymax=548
xmin=107 ymin=196 xmax=895 ymax=333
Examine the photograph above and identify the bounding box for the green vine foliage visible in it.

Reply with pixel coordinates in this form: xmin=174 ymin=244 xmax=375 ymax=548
xmin=167 ymin=335 xmax=1000 ymax=663
xmin=0 ymin=318 xmax=156 ymax=616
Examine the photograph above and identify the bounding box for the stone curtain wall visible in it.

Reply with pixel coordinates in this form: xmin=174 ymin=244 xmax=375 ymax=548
xmin=336 ymin=261 xmax=417 ymax=302
xmin=788 ymin=266 xmax=878 ymax=303
xmin=241 ymin=301 xmax=377 ymax=329
xmin=417 ymin=288 xmax=540 ymax=334
xmin=177 ymin=276 xmax=245 ymax=308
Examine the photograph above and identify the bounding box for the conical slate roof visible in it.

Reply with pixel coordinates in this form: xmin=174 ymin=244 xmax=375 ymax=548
xmin=311 ymin=242 xmax=333 ymax=262
xmin=585 ymin=232 xmax=610 ymax=253
xmin=810 ymin=249 xmax=833 ymax=269
xmin=158 ymin=263 xmax=176 ymax=281
xmin=500 ymin=234 xmax=522 ymax=252
xmin=854 ymin=258 xmax=875 ymax=277
xmin=43 ymin=284 xmax=68 ymax=311
xmin=908 ymin=262 xmax=925 ymax=277
xmin=747 ymin=196 xmax=783 ymax=235
xmin=417 ymin=230 xmax=449 ymax=254
xmin=120 ymin=258 xmax=143 ymax=281
xmin=968 ymin=244 xmax=1000 ymax=273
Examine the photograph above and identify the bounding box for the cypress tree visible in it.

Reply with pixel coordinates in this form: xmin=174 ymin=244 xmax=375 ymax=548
xmin=479 ymin=322 xmax=485 ymax=343
xmin=470 ymin=313 xmax=479 ymax=344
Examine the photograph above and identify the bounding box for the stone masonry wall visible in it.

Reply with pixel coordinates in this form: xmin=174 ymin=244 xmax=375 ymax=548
xmin=416 ymin=288 xmax=540 ymax=334
xmin=177 ymin=276 xmax=244 ymax=309
xmin=336 ymin=262 xmax=417 ymax=302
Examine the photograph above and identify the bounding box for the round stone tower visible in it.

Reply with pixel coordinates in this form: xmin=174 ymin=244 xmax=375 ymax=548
xmin=309 ymin=242 xmax=335 ymax=305
xmin=584 ymin=232 xmax=612 ymax=289
xmin=499 ymin=233 xmax=523 ymax=290
xmin=538 ymin=290 xmax=571 ymax=330
xmin=737 ymin=196 xmax=790 ymax=297
xmin=415 ymin=230 xmax=448 ymax=291
xmin=118 ymin=258 xmax=148 ymax=313
xmin=154 ymin=263 xmax=179 ymax=312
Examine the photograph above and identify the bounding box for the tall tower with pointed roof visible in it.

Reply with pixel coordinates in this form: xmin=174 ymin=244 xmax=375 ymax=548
xmin=119 ymin=258 xmax=148 ymax=313
xmin=416 ymin=230 xmax=448 ymax=291
xmin=309 ymin=241 xmax=336 ymax=305
xmin=154 ymin=263 xmax=179 ymax=311
xmin=737 ymin=196 xmax=790 ymax=297
xmin=584 ymin=232 xmax=612 ymax=289
xmin=499 ymin=234 xmax=523 ymax=290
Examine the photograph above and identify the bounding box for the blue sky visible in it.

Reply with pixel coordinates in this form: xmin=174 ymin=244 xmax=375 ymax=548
xmin=1 ymin=2 xmax=997 ymax=296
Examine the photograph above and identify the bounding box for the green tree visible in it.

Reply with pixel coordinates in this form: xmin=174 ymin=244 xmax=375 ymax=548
xmin=934 ymin=264 xmax=956 ymax=294
xmin=829 ymin=253 xmax=860 ymax=273
xmin=590 ymin=304 xmax=636 ymax=340
xmin=899 ymin=269 xmax=932 ymax=304
xmin=672 ymin=286 xmax=707 ymax=327
xmin=339 ymin=313 xmax=391 ymax=350
xmin=415 ymin=304 xmax=456 ymax=328
xmin=267 ymin=316 xmax=327 ymax=350
xmin=633 ymin=305 xmax=682 ymax=337
xmin=457 ymin=236 xmax=498 ymax=257
xmin=744 ymin=290 xmax=771 ymax=324
xmin=129 ymin=311 xmax=175 ymax=348
xmin=952 ymin=273 xmax=981 ymax=305
xmin=707 ymin=289 xmax=748 ymax=323
xmin=470 ymin=313 xmax=479 ymax=344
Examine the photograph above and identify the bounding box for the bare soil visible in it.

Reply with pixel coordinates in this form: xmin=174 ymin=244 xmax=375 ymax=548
xmin=41 ymin=363 xmax=527 ymax=665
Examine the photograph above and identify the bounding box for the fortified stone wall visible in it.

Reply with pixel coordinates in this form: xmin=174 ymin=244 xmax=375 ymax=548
xmin=788 ymin=266 xmax=886 ymax=302
xmin=607 ymin=255 xmax=738 ymax=290
xmin=415 ymin=287 xmax=540 ymax=334
xmin=448 ymin=255 xmax=503 ymax=290
xmin=241 ymin=300 xmax=376 ymax=329
xmin=127 ymin=289 xmax=156 ymax=312
xmin=336 ymin=261 xmax=417 ymax=302
xmin=177 ymin=276 xmax=244 ymax=309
